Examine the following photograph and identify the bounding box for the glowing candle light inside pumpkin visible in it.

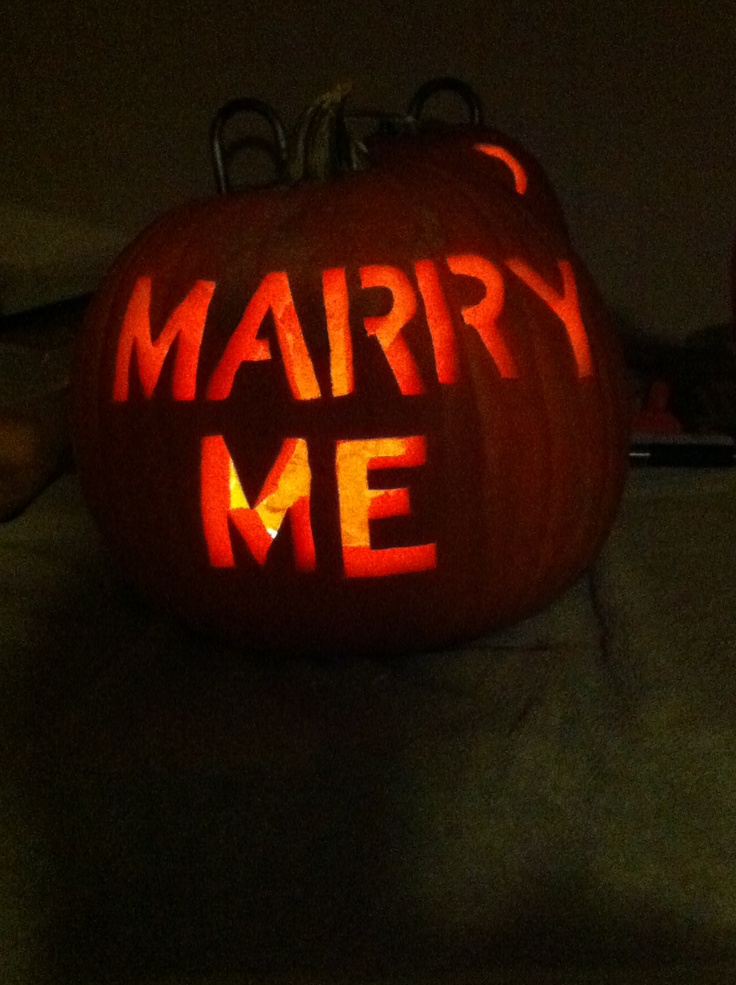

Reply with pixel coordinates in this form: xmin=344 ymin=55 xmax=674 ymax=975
xmin=359 ymin=264 xmax=423 ymax=395
xmin=113 ymin=276 xmax=214 ymax=401
xmin=336 ymin=435 xmax=436 ymax=577
xmin=200 ymin=434 xmax=435 ymax=577
xmin=72 ymin=82 xmax=632 ymax=657
xmin=506 ymin=257 xmax=593 ymax=377
xmin=207 ymin=271 xmax=321 ymax=401
xmin=322 ymin=266 xmax=354 ymax=397
xmin=201 ymin=434 xmax=316 ymax=569
xmin=447 ymin=254 xmax=518 ymax=378
xmin=112 ymin=252 xmax=594 ymax=407
xmin=473 ymin=143 xmax=528 ymax=195
xmin=414 ymin=259 xmax=458 ymax=385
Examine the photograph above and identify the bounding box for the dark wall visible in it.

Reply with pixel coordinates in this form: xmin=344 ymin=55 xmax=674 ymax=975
xmin=2 ymin=0 xmax=734 ymax=336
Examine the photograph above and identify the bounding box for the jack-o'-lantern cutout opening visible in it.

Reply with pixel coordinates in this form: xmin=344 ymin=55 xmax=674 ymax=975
xmin=473 ymin=144 xmax=528 ymax=195
xmin=72 ymin=82 xmax=631 ymax=657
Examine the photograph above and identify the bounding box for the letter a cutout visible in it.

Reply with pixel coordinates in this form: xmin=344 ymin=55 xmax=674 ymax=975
xmin=207 ymin=271 xmax=321 ymax=401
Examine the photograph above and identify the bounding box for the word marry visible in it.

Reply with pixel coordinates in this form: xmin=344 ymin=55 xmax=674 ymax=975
xmin=113 ymin=253 xmax=593 ymax=402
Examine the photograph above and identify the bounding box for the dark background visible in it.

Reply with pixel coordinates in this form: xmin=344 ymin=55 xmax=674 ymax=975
xmin=1 ymin=0 xmax=734 ymax=334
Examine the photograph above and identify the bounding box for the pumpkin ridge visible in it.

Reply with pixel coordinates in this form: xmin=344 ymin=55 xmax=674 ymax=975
xmin=360 ymin=156 xmax=622 ymax=631
xmin=529 ymin=268 xmax=593 ymax=601
xmin=512 ymin=280 xmax=556 ymax=617
xmin=369 ymin=166 xmax=501 ymax=627
xmin=463 ymin=169 xmax=626 ymax=612
xmin=410 ymin=164 xmax=559 ymax=622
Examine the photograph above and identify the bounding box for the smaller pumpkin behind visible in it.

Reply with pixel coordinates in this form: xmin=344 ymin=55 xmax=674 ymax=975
xmin=360 ymin=77 xmax=570 ymax=243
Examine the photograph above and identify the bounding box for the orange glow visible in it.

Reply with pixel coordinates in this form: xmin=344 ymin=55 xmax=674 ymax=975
xmin=359 ymin=265 xmax=424 ymax=395
xmin=506 ymin=258 xmax=593 ymax=377
xmin=113 ymin=276 xmax=215 ymax=401
xmin=207 ymin=271 xmax=321 ymax=401
xmin=200 ymin=434 xmax=315 ymax=569
xmin=414 ymin=259 xmax=458 ymax=384
xmin=322 ymin=267 xmax=354 ymax=396
xmin=336 ymin=436 xmax=436 ymax=578
xmin=473 ymin=144 xmax=528 ymax=195
xmin=446 ymin=254 xmax=518 ymax=378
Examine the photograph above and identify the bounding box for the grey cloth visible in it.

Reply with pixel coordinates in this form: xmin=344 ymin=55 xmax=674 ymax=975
xmin=2 ymin=469 xmax=736 ymax=983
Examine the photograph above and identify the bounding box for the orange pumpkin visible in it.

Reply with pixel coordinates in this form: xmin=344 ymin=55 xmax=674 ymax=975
xmin=72 ymin=86 xmax=630 ymax=656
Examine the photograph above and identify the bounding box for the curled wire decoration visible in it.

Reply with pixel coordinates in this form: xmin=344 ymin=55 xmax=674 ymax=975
xmin=210 ymin=98 xmax=288 ymax=195
xmin=208 ymin=78 xmax=485 ymax=194
xmin=407 ymin=76 xmax=484 ymax=125
xmin=343 ymin=79 xmax=485 ymax=145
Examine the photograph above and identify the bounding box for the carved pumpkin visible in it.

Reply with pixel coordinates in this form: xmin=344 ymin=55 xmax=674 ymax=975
xmin=72 ymin=86 xmax=630 ymax=656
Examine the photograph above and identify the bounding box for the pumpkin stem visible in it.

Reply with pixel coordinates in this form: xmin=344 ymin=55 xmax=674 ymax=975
xmin=286 ymin=81 xmax=370 ymax=184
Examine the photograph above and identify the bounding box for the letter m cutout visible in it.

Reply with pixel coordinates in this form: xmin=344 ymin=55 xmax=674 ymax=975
xmin=200 ymin=435 xmax=316 ymax=570
xmin=113 ymin=276 xmax=215 ymax=401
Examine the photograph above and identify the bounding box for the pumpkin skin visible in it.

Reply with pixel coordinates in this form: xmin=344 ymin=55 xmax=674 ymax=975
xmin=72 ymin=134 xmax=630 ymax=657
